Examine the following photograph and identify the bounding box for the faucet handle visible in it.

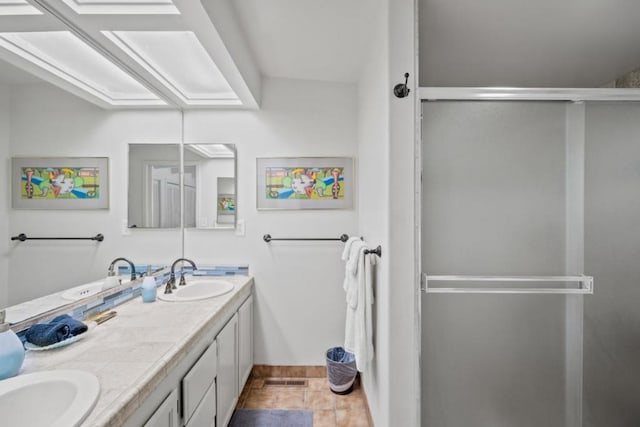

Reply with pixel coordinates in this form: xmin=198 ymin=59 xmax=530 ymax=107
xmin=164 ymin=281 xmax=173 ymax=294
xmin=179 ymin=274 xmax=187 ymax=286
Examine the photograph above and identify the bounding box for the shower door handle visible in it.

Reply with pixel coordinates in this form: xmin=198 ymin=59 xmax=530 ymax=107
xmin=421 ymin=274 xmax=594 ymax=295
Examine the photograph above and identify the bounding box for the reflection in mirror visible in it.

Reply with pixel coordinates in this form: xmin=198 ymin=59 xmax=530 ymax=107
xmin=128 ymin=144 xmax=181 ymax=228
xmin=184 ymin=144 xmax=236 ymax=229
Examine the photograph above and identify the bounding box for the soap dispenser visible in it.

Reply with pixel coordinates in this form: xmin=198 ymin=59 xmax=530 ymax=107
xmin=0 ymin=310 xmax=25 ymax=380
xmin=141 ymin=265 xmax=157 ymax=303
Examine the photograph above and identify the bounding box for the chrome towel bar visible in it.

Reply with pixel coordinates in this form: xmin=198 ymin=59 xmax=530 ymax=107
xmin=262 ymin=234 xmax=382 ymax=257
xmin=10 ymin=233 xmax=104 ymax=242
xmin=263 ymin=234 xmax=349 ymax=242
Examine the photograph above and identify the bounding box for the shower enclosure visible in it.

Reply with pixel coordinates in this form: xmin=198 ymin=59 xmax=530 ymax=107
xmin=420 ymin=99 xmax=640 ymax=426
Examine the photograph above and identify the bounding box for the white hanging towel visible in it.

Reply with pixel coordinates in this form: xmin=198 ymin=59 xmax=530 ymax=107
xmin=343 ymin=239 xmax=374 ymax=372
xmin=342 ymin=237 xmax=361 ymax=308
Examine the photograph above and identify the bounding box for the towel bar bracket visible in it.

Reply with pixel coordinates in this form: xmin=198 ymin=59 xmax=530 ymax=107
xmin=364 ymin=245 xmax=382 ymax=257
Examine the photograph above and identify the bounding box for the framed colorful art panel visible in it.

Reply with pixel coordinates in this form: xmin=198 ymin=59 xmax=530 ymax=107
xmin=256 ymin=157 xmax=353 ymax=210
xmin=12 ymin=157 xmax=109 ymax=209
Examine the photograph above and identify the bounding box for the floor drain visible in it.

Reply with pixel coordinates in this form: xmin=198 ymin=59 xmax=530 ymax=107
xmin=264 ymin=379 xmax=308 ymax=387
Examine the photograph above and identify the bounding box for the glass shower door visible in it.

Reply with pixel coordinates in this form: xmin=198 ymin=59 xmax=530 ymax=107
xmin=420 ymin=100 xmax=588 ymax=427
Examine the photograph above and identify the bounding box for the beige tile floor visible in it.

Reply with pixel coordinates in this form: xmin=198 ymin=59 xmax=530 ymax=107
xmin=235 ymin=376 xmax=373 ymax=427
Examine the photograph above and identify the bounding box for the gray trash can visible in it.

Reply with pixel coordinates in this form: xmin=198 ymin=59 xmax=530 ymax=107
xmin=326 ymin=346 xmax=357 ymax=394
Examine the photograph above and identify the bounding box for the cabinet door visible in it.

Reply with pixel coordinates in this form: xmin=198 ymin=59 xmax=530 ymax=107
xmin=182 ymin=341 xmax=217 ymax=424
xmin=143 ymin=388 xmax=179 ymax=427
xmin=238 ymin=295 xmax=253 ymax=390
xmin=217 ymin=313 xmax=238 ymax=427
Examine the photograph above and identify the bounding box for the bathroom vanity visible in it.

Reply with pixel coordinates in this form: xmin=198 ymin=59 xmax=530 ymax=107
xmin=18 ymin=274 xmax=254 ymax=427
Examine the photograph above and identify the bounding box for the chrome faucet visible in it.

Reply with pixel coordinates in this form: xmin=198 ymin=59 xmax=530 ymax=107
xmin=164 ymin=258 xmax=197 ymax=294
xmin=108 ymin=257 xmax=137 ymax=281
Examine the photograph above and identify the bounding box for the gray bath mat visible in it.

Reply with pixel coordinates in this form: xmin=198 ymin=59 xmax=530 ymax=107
xmin=229 ymin=409 xmax=313 ymax=427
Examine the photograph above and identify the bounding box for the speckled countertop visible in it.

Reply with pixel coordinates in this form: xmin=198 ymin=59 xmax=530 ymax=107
xmin=19 ymin=275 xmax=254 ymax=427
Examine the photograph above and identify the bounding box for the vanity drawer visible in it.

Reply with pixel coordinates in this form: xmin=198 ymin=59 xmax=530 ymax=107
xmin=185 ymin=382 xmax=216 ymax=427
xmin=182 ymin=340 xmax=217 ymax=423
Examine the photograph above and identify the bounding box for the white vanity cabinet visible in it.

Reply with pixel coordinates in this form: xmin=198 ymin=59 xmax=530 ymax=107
xmin=129 ymin=290 xmax=254 ymax=427
xmin=238 ymin=295 xmax=254 ymax=389
xmin=143 ymin=340 xmax=217 ymax=427
xmin=216 ymin=313 xmax=238 ymax=427
xmin=217 ymin=295 xmax=254 ymax=427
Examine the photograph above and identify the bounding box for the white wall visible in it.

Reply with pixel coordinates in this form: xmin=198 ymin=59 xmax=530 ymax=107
xmin=7 ymin=78 xmax=358 ymax=367
xmin=184 ymin=77 xmax=358 ymax=365
xmin=0 ymin=85 xmax=10 ymax=309
xmin=387 ymin=0 xmax=420 ymax=425
xmin=355 ymin=1 xmax=420 ymax=425
xmin=356 ymin=0 xmax=390 ymax=424
xmin=8 ymin=83 xmax=183 ymax=304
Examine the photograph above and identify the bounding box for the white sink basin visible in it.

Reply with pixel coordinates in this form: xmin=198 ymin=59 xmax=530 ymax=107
xmin=0 ymin=370 xmax=100 ymax=427
xmin=61 ymin=281 xmax=104 ymax=301
xmin=158 ymin=278 xmax=235 ymax=302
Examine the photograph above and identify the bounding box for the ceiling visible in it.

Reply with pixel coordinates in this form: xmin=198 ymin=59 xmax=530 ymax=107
xmin=231 ymin=0 xmax=376 ymax=83
xmin=420 ymin=0 xmax=640 ymax=87
xmin=5 ymin=0 xmax=640 ymax=105
xmin=0 ymin=0 xmax=376 ymax=108
xmin=0 ymin=0 xmax=261 ymax=108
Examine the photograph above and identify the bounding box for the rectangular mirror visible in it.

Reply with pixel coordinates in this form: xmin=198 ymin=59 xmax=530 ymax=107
xmin=128 ymin=143 xmax=181 ymax=228
xmin=184 ymin=143 xmax=236 ymax=229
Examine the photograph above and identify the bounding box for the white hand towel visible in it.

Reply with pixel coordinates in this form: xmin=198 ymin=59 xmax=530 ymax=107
xmin=344 ymin=245 xmax=374 ymax=372
xmin=342 ymin=236 xmax=361 ymax=294
xmin=342 ymin=237 xmax=360 ymax=261
xmin=344 ymin=240 xmax=365 ymax=309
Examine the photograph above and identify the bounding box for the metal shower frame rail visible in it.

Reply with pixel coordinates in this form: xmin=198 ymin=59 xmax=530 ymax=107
xmin=423 ymin=274 xmax=594 ymax=294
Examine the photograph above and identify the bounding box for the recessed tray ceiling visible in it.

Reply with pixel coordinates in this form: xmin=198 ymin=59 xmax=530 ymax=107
xmin=61 ymin=0 xmax=179 ymax=15
xmin=0 ymin=31 xmax=165 ymax=106
xmin=0 ymin=0 xmax=41 ymax=15
xmin=103 ymin=31 xmax=240 ymax=106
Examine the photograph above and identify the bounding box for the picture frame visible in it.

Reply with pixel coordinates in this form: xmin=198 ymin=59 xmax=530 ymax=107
xmin=256 ymin=157 xmax=353 ymax=210
xmin=12 ymin=157 xmax=109 ymax=210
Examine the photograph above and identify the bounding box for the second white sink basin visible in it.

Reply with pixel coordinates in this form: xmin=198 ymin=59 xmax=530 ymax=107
xmin=158 ymin=278 xmax=235 ymax=302
xmin=0 ymin=369 xmax=100 ymax=427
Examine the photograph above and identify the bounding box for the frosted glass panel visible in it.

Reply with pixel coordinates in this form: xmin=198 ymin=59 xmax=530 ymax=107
xmin=583 ymin=102 xmax=640 ymax=426
xmin=421 ymin=101 xmax=584 ymax=427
